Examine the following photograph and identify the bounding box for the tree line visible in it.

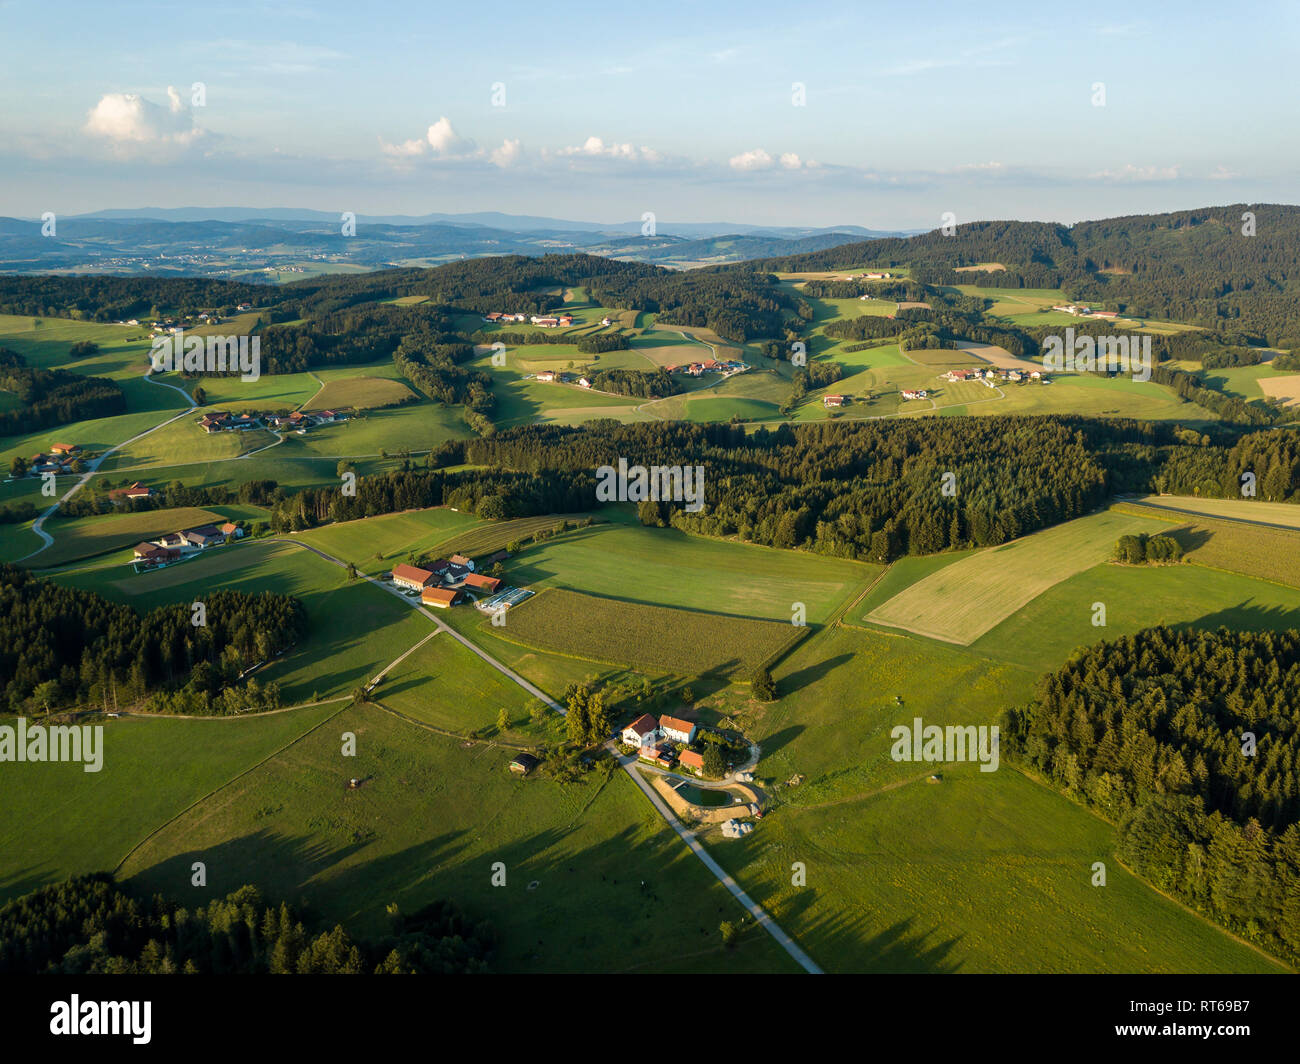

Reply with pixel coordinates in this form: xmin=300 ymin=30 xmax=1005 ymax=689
xmin=0 ymin=874 xmax=494 ymax=974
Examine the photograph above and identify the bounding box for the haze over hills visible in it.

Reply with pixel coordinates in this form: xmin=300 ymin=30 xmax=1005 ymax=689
xmin=0 ymin=209 xmax=915 ymax=277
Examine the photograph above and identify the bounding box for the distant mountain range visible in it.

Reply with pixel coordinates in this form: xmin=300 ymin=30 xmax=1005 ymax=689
xmin=0 ymin=209 xmax=917 ymax=278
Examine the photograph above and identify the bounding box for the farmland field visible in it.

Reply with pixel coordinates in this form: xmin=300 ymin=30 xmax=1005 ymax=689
xmin=504 ymin=519 xmax=877 ymax=624
xmin=28 ymin=505 xmax=226 ymax=566
xmin=864 ymin=509 xmax=1171 ymax=644
xmin=115 ymin=703 xmax=797 ymax=973
xmin=497 ymin=588 xmax=799 ymax=677
xmin=1126 ymin=493 xmax=1300 ymax=530
xmin=0 ymin=702 xmax=346 ymax=905
xmin=303 ymin=376 xmax=415 ymax=411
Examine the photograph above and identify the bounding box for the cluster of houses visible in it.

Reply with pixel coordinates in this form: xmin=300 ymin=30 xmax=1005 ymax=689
xmin=533 ymin=370 xmax=593 ymax=388
xmin=482 ymin=312 xmax=576 ymax=328
xmin=943 ymin=367 xmax=1046 ymax=384
xmin=621 ymin=713 xmax=709 ymax=775
xmin=25 ymin=442 xmax=81 ymax=475
xmin=1052 ymin=304 xmax=1119 ymax=319
xmin=663 ymin=358 xmax=747 ymax=377
xmin=131 ymin=521 xmax=243 ymax=570
xmin=840 ymin=271 xmax=892 ymax=281
xmin=390 ymin=556 xmax=504 ymax=608
xmin=197 ymin=409 xmax=345 ymax=435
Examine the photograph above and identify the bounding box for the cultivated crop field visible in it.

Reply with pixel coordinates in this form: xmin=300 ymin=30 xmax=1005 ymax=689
xmin=864 ymin=509 xmax=1171 ymax=644
xmin=295 ymin=508 xmax=484 ymax=571
xmin=497 ymin=588 xmax=799 ymax=677
xmin=1127 ymin=494 xmax=1300 ymax=530
xmin=303 ymin=376 xmax=415 ymax=411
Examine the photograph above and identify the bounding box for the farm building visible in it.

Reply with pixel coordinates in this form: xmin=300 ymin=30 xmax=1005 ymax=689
xmin=622 ymin=714 xmax=660 ymax=749
xmin=535 ymin=371 xmax=557 ymax=382
xmin=392 ymin=563 xmax=436 ymax=590
xmin=659 ymin=715 xmax=698 ymax=744
xmin=421 ymin=587 xmax=462 ymax=608
xmin=132 ymin=542 xmax=179 ymax=563
xmin=220 ymin=522 xmax=242 ymax=538
xmin=449 ymin=554 xmax=475 ymax=570
xmin=678 ymin=749 xmax=705 ymax=774
xmin=822 ymin=394 xmax=845 ymax=407
xmin=510 ymin=753 xmax=540 ymax=775
xmin=464 ymin=573 xmax=502 ymax=593
xmin=109 ymin=481 xmax=152 ymax=501
xmin=50 ymin=442 xmax=79 ymax=455
xmin=184 ymin=526 xmax=226 ymax=548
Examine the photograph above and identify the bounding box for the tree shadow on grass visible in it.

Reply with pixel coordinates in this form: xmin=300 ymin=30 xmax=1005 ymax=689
xmin=779 ymin=653 xmax=854 ymax=695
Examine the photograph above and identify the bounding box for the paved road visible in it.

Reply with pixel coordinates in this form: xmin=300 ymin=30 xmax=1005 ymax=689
xmin=19 ymin=373 xmax=196 ymax=563
xmin=283 ymin=538 xmax=565 ymax=712
xmin=613 ymin=746 xmax=822 ymax=974
xmin=288 ymin=536 xmax=816 ymax=970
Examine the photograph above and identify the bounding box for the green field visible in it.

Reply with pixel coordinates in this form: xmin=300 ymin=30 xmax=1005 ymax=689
xmin=499 ymin=588 xmax=800 ymax=677
xmin=115 ymin=703 xmax=798 ymax=972
xmin=505 ymin=519 xmax=876 ymax=624
xmin=294 ymin=508 xmax=485 ymax=572
xmin=303 ymin=376 xmax=415 ymax=411
xmin=865 ymin=509 xmax=1171 ymax=644
xmin=25 ymin=506 xmax=225 ymax=567
xmin=1127 ymin=493 xmax=1300 ymax=530
xmin=0 ymin=702 xmax=344 ymax=903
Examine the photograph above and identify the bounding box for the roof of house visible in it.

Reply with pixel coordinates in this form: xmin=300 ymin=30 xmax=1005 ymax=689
xmin=50 ymin=442 xmax=77 ymax=453
xmin=625 ymin=713 xmax=659 ymax=737
xmin=510 ymin=753 xmax=540 ymax=771
xmin=659 ymin=715 xmax=696 ymax=734
xmin=464 ymin=573 xmax=501 ymax=590
xmin=220 ymin=522 xmax=238 ymax=534
xmin=392 ymin=563 xmax=435 ymax=585
xmin=678 ymin=749 xmax=705 ymax=769
xmin=449 ymin=554 xmax=472 ymax=565
xmin=421 ymin=587 xmax=459 ymax=605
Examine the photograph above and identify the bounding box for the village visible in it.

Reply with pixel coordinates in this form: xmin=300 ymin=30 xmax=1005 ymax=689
xmin=197 ymin=408 xmax=348 ymax=435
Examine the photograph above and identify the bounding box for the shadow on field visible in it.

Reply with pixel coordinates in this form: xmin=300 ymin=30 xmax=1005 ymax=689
xmin=809 ymin=910 xmax=964 ymax=974
xmin=780 ymin=653 xmax=854 ymax=694
xmin=760 ymin=725 xmax=804 ymax=758
xmin=1168 ymin=526 xmax=1213 ymax=553
xmin=1181 ymin=600 xmax=1300 ymax=633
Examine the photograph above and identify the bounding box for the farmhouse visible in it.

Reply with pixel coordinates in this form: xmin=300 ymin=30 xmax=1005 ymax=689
xmin=464 ymin=573 xmax=502 ymax=593
xmin=943 ymin=369 xmax=979 ymax=382
xmin=108 ymin=481 xmax=152 ymax=502
xmin=183 ymin=526 xmax=226 ymax=548
xmin=535 ymin=371 xmax=557 ymax=382
xmin=132 ymin=542 xmax=179 ymax=564
xmin=391 ymin=563 xmax=436 ymax=590
xmin=644 ymin=746 xmax=676 ymax=769
xmin=578 ymin=377 xmax=592 ymax=388
xmin=220 ymin=521 xmax=242 ymax=538
xmin=421 ymin=587 xmax=462 ymax=608
xmin=678 ymin=749 xmax=705 ymax=774
xmin=822 ymin=394 xmax=845 ymax=408
xmin=901 ymin=389 xmax=928 ymax=401
xmin=449 ymin=554 xmax=475 ymax=570
xmin=659 ymin=715 xmax=698 ymax=744
xmin=50 ymin=443 xmax=79 ymax=456
xmin=622 ymin=714 xmax=660 ymax=749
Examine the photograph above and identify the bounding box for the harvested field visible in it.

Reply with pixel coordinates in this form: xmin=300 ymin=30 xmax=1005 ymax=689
xmin=498 ymin=588 xmax=801 ymax=677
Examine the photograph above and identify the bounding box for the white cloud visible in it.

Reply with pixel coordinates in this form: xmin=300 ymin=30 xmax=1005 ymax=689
xmin=1207 ymin=164 xmax=1240 ymax=181
xmin=426 ymin=116 xmax=474 ymax=155
xmin=558 ymin=135 xmax=661 ymax=162
xmin=730 ymin=148 xmax=773 ymax=171
xmin=84 ymin=87 xmax=204 ymax=147
xmin=490 ymin=138 xmax=521 ymax=167
xmin=1090 ymin=163 xmax=1180 ymax=182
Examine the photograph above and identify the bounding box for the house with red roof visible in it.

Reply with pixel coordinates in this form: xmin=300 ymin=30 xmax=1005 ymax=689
xmin=621 ymin=714 xmax=660 ymax=750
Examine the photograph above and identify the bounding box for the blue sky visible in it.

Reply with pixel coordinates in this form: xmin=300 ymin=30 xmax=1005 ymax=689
xmin=2 ymin=0 xmax=1297 ymax=228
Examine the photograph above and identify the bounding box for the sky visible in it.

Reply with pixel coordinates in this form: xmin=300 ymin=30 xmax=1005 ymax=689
xmin=1 ymin=0 xmax=1297 ymax=230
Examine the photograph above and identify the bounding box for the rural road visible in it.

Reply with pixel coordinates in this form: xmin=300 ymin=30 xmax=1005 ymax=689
xmin=612 ymin=745 xmax=823 ymax=974
xmin=287 ymin=535 xmax=814 ymax=969
xmin=18 ymin=371 xmax=197 ymax=563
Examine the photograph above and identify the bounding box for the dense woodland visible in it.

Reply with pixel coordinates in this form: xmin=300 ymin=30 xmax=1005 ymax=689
xmin=0 ymin=874 xmax=494 ymax=974
xmin=1001 ymin=627 xmax=1300 ymax=963
xmin=0 ymin=565 xmax=304 ymax=715
xmin=750 ymin=205 xmax=1300 ymax=347
xmin=0 ymin=348 xmax=125 ymax=437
